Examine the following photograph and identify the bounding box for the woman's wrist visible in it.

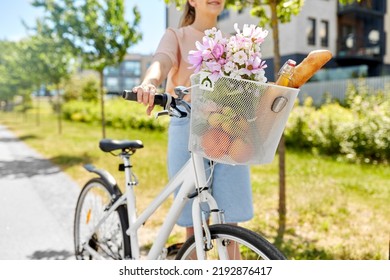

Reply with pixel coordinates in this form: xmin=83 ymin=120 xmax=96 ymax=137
xmin=141 ymin=79 xmax=158 ymax=88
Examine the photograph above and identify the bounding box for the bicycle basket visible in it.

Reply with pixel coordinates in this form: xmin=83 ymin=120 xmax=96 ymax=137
xmin=189 ymin=73 xmax=300 ymax=165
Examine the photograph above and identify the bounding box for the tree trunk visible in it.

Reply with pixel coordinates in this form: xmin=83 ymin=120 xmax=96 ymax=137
xmin=99 ymin=71 xmax=106 ymax=138
xmin=57 ymin=84 xmax=62 ymax=134
xmin=269 ymin=0 xmax=287 ymax=242
xmin=36 ymin=93 xmax=40 ymax=127
xmin=22 ymin=98 xmax=27 ymax=122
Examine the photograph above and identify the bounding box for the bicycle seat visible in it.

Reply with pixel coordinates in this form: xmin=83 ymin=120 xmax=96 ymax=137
xmin=99 ymin=139 xmax=144 ymax=152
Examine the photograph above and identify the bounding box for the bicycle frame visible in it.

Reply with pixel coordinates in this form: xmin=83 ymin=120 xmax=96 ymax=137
xmin=82 ymin=151 xmax=224 ymax=260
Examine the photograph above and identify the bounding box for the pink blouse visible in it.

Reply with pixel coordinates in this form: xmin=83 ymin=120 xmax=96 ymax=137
xmin=154 ymin=25 xmax=204 ymax=96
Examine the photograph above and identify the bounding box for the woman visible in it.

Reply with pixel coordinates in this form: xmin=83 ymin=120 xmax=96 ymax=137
xmin=132 ymin=0 xmax=253 ymax=239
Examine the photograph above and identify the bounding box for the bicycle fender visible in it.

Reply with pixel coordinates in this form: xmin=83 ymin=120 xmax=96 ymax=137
xmin=84 ymin=164 xmax=118 ymax=190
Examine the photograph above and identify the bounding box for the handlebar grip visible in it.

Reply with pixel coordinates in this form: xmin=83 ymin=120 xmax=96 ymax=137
xmin=122 ymin=90 xmax=168 ymax=107
xmin=122 ymin=90 xmax=138 ymax=101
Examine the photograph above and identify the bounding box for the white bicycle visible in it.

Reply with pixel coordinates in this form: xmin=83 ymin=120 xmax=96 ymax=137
xmin=74 ymin=84 xmax=290 ymax=260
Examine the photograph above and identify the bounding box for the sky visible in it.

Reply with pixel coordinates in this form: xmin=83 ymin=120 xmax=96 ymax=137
xmin=0 ymin=0 xmax=166 ymax=55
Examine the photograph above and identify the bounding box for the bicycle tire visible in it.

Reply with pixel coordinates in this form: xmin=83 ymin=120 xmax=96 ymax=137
xmin=74 ymin=178 xmax=131 ymax=259
xmin=175 ymin=224 xmax=286 ymax=260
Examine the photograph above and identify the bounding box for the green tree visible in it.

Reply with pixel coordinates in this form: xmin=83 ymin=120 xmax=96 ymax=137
xmin=0 ymin=40 xmax=39 ymax=117
xmin=18 ymin=38 xmax=47 ymax=126
xmin=0 ymin=40 xmax=18 ymax=108
xmin=27 ymin=20 xmax=74 ymax=133
xmin=17 ymin=35 xmax=69 ymax=127
xmin=32 ymin=0 xmax=142 ymax=138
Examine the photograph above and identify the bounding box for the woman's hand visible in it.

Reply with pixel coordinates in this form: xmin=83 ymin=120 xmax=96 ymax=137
xmin=131 ymin=53 xmax=172 ymax=115
xmin=133 ymin=83 xmax=157 ymax=116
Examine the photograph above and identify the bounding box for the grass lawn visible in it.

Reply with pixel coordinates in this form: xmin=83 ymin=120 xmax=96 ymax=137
xmin=1 ymin=101 xmax=389 ymax=260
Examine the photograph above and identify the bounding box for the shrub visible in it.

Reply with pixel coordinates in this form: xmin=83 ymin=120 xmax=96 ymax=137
xmin=312 ymin=103 xmax=353 ymax=155
xmin=62 ymin=98 xmax=169 ymax=131
xmin=285 ymin=83 xmax=389 ymax=164
xmin=285 ymin=97 xmax=316 ymax=149
xmin=340 ymin=85 xmax=389 ymax=163
xmin=63 ymin=74 xmax=99 ymax=102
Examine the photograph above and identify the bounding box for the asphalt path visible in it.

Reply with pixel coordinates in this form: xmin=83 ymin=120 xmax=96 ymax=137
xmin=0 ymin=125 xmax=80 ymax=260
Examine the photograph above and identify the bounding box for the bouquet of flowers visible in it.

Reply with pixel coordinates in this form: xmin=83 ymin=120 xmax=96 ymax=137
xmin=188 ymin=23 xmax=269 ymax=83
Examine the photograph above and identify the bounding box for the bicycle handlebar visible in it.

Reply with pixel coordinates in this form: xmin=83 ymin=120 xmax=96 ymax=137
xmin=122 ymin=88 xmax=189 ymax=118
xmin=122 ymin=90 xmax=170 ymax=108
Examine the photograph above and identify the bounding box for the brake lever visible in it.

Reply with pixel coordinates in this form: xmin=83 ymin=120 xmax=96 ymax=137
xmin=154 ymin=87 xmax=190 ymax=119
xmin=154 ymin=107 xmax=187 ymax=119
xmin=155 ymin=110 xmax=169 ymax=119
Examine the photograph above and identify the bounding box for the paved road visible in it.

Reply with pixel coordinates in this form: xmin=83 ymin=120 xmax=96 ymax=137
xmin=0 ymin=125 xmax=80 ymax=260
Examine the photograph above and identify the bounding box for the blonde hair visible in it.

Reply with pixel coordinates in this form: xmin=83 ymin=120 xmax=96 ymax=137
xmin=179 ymin=1 xmax=195 ymax=27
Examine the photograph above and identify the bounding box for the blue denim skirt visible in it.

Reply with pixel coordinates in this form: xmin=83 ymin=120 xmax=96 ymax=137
xmin=167 ymin=116 xmax=254 ymax=227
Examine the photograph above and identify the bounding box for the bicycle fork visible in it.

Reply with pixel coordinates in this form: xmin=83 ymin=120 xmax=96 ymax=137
xmin=191 ymin=154 xmax=228 ymax=260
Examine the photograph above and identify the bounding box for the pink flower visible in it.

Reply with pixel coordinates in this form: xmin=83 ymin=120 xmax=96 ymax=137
xmin=205 ymin=61 xmax=222 ymax=81
xmin=199 ymin=37 xmax=213 ymax=60
xmin=211 ymin=43 xmax=224 ymax=60
xmin=188 ymin=49 xmax=204 ymax=73
xmin=246 ymin=55 xmax=267 ymax=74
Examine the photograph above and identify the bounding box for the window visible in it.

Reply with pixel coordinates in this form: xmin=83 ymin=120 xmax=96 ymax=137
xmin=105 ymin=77 xmax=119 ymax=89
xmin=320 ymin=20 xmax=329 ymax=47
xmin=123 ymin=60 xmax=141 ymax=76
xmin=307 ymin=18 xmax=316 ymax=46
xmin=103 ymin=66 xmax=119 ymax=75
xmin=341 ymin=24 xmax=355 ymax=50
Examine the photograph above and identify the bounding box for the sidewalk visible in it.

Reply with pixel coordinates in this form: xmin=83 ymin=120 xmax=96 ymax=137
xmin=0 ymin=125 xmax=80 ymax=260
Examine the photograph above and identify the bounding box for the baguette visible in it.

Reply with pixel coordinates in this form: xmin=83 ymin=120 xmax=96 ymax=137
xmin=289 ymin=50 xmax=332 ymax=88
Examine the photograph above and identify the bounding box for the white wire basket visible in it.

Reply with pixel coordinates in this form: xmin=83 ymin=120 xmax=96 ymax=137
xmin=189 ymin=73 xmax=300 ymax=165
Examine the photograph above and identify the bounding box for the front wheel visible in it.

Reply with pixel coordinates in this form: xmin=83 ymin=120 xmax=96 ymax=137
xmin=175 ymin=224 xmax=286 ymax=260
xmin=74 ymin=178 xmax=131 ymax=259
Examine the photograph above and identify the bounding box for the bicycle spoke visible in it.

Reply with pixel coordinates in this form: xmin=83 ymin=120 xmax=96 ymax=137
xmin=74 ymin=179 xmax=130 ymax=260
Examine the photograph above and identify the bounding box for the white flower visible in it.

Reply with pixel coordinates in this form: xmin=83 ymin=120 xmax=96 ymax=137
xmin=232 ymin=50 xmax=248 ymax=66
xmin=255 ymin=70 xmax=267 ymax=83
xmin=229 ymin=71 xmax=242 ymax=80
xmin=223 ymin=60 xmax=236 ymax=74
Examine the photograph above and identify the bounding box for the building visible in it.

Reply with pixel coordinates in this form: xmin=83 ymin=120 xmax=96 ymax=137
xmin=166 ymin=0 xmax=390 ymax=81
xmin=103 ymin=53 xmax=153 ymax=95
xmin=103 ymin=0 xmax=389 ymax=95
